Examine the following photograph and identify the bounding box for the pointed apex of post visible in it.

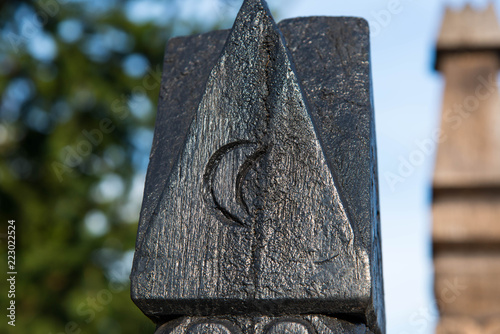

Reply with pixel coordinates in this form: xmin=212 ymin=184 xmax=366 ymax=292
xmin=238 ymin=0 xmax=272 ymax=16
xmin=228 ymin=0 xmax=278 ymax=39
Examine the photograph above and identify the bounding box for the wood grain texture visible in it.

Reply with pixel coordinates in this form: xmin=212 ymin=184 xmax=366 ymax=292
xmin=131 ymin=0 xmax=383 ymax=333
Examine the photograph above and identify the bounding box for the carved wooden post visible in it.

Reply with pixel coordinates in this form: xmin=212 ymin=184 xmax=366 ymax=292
xmin=433 ymin=4 xmax=500 ymax=332
xmin=130 ymin=1 xmax=384 ymax=333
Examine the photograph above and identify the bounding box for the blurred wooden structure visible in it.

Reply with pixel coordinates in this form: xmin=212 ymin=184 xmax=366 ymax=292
xmin=433 ymin=3 xmax=500 ymax=333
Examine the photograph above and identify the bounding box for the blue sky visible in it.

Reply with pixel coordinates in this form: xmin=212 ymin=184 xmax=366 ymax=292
xmin=125 ymin=0 xmax=498 ymax=332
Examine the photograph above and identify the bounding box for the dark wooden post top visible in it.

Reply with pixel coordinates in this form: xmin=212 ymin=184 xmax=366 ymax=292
xmin=130 ymin=0 xmax=384 ymax=333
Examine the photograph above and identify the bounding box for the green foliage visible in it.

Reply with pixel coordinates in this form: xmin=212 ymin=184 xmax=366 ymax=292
xmin=0 ymin=0 xmax=233 ymax=332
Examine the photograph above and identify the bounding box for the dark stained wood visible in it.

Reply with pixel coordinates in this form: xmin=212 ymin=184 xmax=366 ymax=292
xmin=130 ymin=0 xmax=383 ymax=333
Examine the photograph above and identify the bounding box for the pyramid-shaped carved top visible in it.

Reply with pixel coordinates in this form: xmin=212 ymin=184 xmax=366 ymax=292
xmin=131 ymin=0 xmax=382 ymax=331
xmin=132 ymin=0 xmax=366 ymax=317
xmin=437 ymin=3 xmax=500 ymax=50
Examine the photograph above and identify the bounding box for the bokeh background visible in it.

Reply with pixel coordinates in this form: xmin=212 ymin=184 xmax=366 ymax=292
xmin=0 ymin=0 xmax=495 ymax=333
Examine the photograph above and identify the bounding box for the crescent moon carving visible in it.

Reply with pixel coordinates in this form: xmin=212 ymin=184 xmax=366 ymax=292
xmin=203 ymin=140 xmax=268 ymax=228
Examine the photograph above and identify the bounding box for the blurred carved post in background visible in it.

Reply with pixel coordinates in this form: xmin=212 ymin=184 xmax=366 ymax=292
xmin=130 ymin=0 xmax=384 ymax=333
xmin=433 ymin=3 xmax=500 ymax=333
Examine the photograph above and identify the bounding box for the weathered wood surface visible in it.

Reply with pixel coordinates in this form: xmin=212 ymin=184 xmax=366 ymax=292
xmin=131 ymin=0 xmax=383 ymax=333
